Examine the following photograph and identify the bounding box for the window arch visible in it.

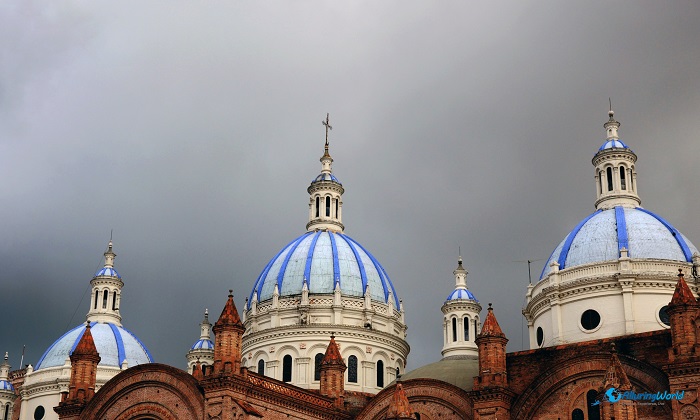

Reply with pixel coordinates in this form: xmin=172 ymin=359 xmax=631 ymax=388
xmin=102 ymin=290 xmax=109 ymax=309
xmin=335 ymin=199 xmax=339 ymax=218
xmin=112 ymin=292 xmax=117 ymax=310
xmin=314 ymin=353 xmax=324 ymax=381
xmin=315 ymin=197 xmax=320 ymax=217
xmin=606 ymin=167 xmax=613 ymax=191
xmin=325 ymin=196 xmax=331 ymax=217
xmin=598 ymin=170 xmax=603 ymax=195
xmin=94 ymin=291 xmax=99 ymax=309
xmin=587 ymin=389 xmax=601 ymax=420
xmin=348 ymin=355 xmax=358 ymax=383
xmin=376 ymin=360 xmax=384 ymax=387
xmin=282 ymin=355 xmax=293 ymax=383
xmin=463 ymin=316 xmax=470 ymax=341
xmin=572 ymin=408 xmax=584 ymax=420
xmin=620 ymin=166 xmax=626 ymax=190
xmin=257 ymin=359 xmax=265 ymax=376
xmin=4 ymin=403 xmax=10 ymax=420
xmin=451 ymin=318 xmax=457 ymax=342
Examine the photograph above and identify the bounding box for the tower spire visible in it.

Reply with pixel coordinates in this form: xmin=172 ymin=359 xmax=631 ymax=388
xmin=307 ymin=114 xmax=345 ymax=232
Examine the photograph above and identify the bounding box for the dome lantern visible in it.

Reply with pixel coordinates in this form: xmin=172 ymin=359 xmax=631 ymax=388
xmin=306 ymin=113 xmax=345 ymax=233
xmin=87 ymin=240 xmax=124 ymax=325
xmin=441 ymin=254 xmax=481 ymax=359
xmin=593 ymin=106 xmax=641 ymax=210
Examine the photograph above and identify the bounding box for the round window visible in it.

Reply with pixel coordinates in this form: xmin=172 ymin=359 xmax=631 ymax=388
xmin=659 ymin=305 xmax=670 ymax=326
xmin=536 ymin=327 xmax=544 ymax=347
xmin=34 ymin=406 xmax=45 ymax=420
xmin=581 ymin=309 xmax=601 ymax=331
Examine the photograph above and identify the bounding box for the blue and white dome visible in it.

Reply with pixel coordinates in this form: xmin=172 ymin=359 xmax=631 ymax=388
xmin=249 ymin=230 xmax=399 ymax=309
xmin=36 ymin=322 xmax=153 ymax=370
xmin=0 ymin=380 xmax=13 ymax=391
xmin=446 ymin=288 xmax=477 ymax=302
xmin=598 ymin=139 xmax=629 ymax=151
xmin=190 ymin=339 xmax=214 ymax=350
xmin=312 ymin=173 xmax=341 ymax=184
xmin=540 ymin=206 xmax=698 ymax=280
xmin=95 ymin=267 xmax=120 ymax=278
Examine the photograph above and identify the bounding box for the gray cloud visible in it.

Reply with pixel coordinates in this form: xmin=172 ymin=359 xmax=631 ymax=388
xmin=1 ymin=1 xmax=699 ymax=371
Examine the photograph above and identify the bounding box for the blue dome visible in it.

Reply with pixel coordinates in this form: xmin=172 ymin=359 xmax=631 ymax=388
xmin=540 ymin=206 xmax=698 ymax=280
xmin=191 ymin=339 xmax=214 ymax=350
xmin=36 ymin=322 xmax=153 ymax=370
xmin=249 ymin=231 xmax=399 ymax=309
xmin=598 ymin=139 xmax=629 ymax=151
xmin=446 ymin=288 xmax=477 ymax=302
xmin=95 ymin=267 xmax=121 ymax=278
xmin=0 ymin=380 xmax=13 ymax=391
xmin=312 ymin=173 xmax=341 ymax=184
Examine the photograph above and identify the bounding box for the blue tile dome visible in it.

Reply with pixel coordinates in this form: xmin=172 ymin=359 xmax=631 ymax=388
xmin=249 ymin=231 xmax=399 ymax=309
xmin=598 ymin=139 xmax=629 ymax=151
xmin=35 ymin=322 xmax=153 ymax=370
xmin=446 ymin=288 xmax=477 ymax=302
xmin=312 ymin=173 xmax=341 ymax=184
xmin=191 ymin=339 xmax=214 ymax=350
xmin=540 ymin=206 xmax=698 ymax=280
xmin=95 ymin=267 xmax=121 ymax=278
xmin=0 ymin=380 xmax=13 ymax=391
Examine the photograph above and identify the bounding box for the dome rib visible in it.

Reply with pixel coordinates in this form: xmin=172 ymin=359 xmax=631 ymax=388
xmin=304 ymin=231 xmax=322 ymax=283
xmin=107 ymin=322 xmax=126 ymax=366
xmin=249 ymin=235 xmax=304 ymax=307
xmin=341 ymin=233 xmax=397 ymax=306
xmin=615 ymin=206 xmax=629 ymax=254
xmin=328 ymin=231 xmax=341 ymax=286
xmin=277 ymin=232 xmax=312 ymax=293
xmin=337 ymin=233 xmax=369 ymax=293
xmin=36 ymin=324 xmax=83 ymax=369
xmin=556 ymin=210 xmax=601 ymax=270
xmin=120 ymin=325 xmax=154 ymax=363
xmin=637 ymin=208 xmax=693 ymax=261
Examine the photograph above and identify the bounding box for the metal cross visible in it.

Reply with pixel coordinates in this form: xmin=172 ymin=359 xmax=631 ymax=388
xmin=322 ymin=113 xmax=332 ymax=147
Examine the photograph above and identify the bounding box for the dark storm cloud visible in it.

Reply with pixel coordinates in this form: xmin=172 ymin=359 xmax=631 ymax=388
xmin=1 ymin=1 xmax=699 ymax=371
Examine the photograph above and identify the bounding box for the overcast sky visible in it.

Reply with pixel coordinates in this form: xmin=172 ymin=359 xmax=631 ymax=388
xmin=2 ymin=1 xmax=700 ymax=372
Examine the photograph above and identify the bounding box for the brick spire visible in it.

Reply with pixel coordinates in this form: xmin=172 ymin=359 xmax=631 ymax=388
xmin=480 ymin=303 xmax=506 ymax=338
xmin=319 ymin=335 xmax=346 ymax=406
xmin=670 ymin=268 xmax=696 ymax=306
xmin=56 ymin=323 xmax=102 ymax=418
xmin=600 ymin=345 xmax=637 ymax=420
xmin=667 ymin=270 xmax=699 ymax=363
xmin=212 ymin=290 xmax=245 ymax=375
xmin=386 ymin=383 xmax=416 ymax=419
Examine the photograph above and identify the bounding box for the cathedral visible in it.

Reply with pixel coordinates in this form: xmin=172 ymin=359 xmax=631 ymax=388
xmin=2 ymin=108 xmax=700 ymax=420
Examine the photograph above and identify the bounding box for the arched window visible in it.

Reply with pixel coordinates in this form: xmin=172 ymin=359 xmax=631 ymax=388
xmin=452 ymin=318 xmax=457 ymax=342
xmin=314 ymin=353 xmax=324 ymax=381
xmin=620 ymin=166 xmax=626 ymax=190
xmin=376 ymin=360 xmax=384 ymax=387
xmin=463 ymin=316 xmax=470 ymax=341
xmin=325 ymin=196 xmax=331 ymax=217
xmin=606 ymin=167 xmax=613 ymax=191
xmin=348 ymin=355 xmax=358 ymax=383
xmin=94 ymin=291 xmax=99 ymax=309
xmin=630 ymin=167 xmax=635 ymax=191
xmin=572 ymin=408 xmax=584 ymax=420
xmin=282 ymin=355 xmax=292 ymax=383
xmin=4 ymin=403 xmax=10 ymax=420
xmin=335 ymin=199 xmax=339 ymax=218
xmin=474 ymin=319 xmax=478 ymax=336
xmin=587 ymin=389 xmax=601 ymax=420
xmin=257 ymin=359 xmax=265 ymax=376
xmin=315 ymin=197 xmax=320 ymax=217
xmin=598 ymin=170 xmax=603 ymax=195
xmin=112 ymin=292 xmax=117 ymax=310
xmin=102 ymin=290 xmax=109 ymax=309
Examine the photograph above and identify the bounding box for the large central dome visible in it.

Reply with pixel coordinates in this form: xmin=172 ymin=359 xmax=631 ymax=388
xmin=249 ymin=231 xmax=399 ymax=308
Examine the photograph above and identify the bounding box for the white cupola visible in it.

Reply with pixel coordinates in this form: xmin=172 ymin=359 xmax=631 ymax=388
xmin=593 ymin=107 xmax=641 ymax=210
xmin=306 ymin=113 xmax=345 ymax=233
xmin=86 ymin=240 xmax=124 ymax=325
xmin=441 ymin=255 xmax=481 ymax=358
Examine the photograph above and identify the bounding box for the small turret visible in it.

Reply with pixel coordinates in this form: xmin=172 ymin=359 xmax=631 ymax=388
xmin=186 ymin=309 xmax=215 ymax=375
xmin=386 ymin=383 xmax=416 ymax=420
xmin=212 ymin=291 xmax=245 ymax=375
xmin=319 ymin=334 xmax=346 ymax=407
xmin=441 ymin=255 xmax=481 ymax=358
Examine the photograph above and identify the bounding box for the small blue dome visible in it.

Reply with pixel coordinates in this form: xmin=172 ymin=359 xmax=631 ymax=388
xmin=598 ymin=139 xmax=629 ymax=151
xmin=36 ymin=322 xmax=153 ymax=370
xmin=95 ymin=267 xmax=121 ymax=278
xmin=249 ymin=231 xmax=399 ymax=309
xmin=191 ymin=339 xmax=214 ymax=350
xmin=446 ymin=288 xmax=477 ymax=302
xmin=312 ymin=173 xmax=341 ymax=184
xmin=0 ymin=380 xmax=13 ymax=391
xmin=540 ymin=206 xmax=698 ymax=280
